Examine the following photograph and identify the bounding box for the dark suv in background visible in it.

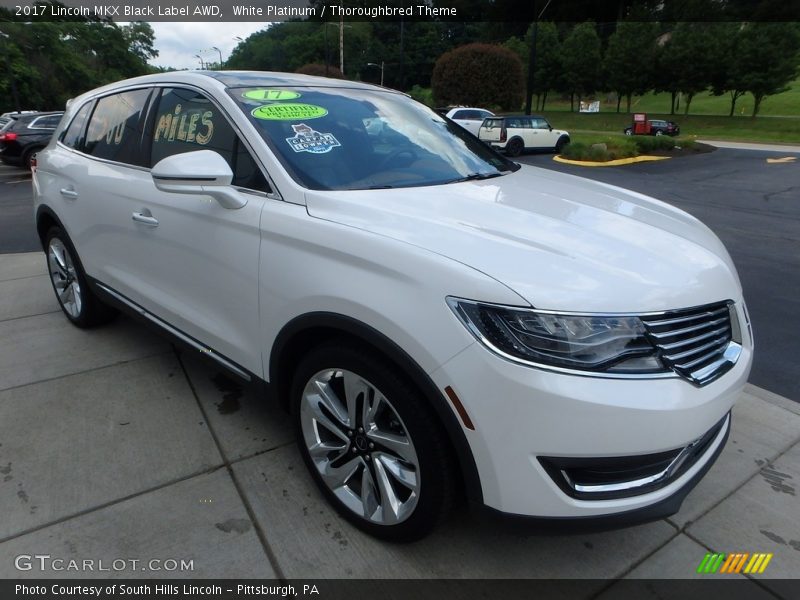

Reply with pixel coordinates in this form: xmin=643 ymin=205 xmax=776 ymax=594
xmin=624 ymin=119 xmax=680 ymax=136
xmin=0 ymin=111 xmax=64 ymax=169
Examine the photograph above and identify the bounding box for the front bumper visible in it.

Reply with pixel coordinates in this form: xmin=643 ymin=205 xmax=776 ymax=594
xmin=430 ymin=333 xmax=751 ymax=519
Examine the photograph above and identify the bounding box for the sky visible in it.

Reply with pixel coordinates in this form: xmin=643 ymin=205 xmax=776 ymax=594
xmin=144 ymin=22 xmax=270 ymax=70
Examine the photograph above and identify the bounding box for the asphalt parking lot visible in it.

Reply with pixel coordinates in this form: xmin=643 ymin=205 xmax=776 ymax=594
xmin=517 ymin=145 xmax=800 ymax=401
xmin=0 ymin=145 xmax=799 ymax=590
xmin=0 ymin=252 xmax=799 ymax=589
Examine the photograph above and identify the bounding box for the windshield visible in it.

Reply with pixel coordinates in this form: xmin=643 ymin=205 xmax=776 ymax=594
xmin=229 ymin=86 xmax=518 ymax=191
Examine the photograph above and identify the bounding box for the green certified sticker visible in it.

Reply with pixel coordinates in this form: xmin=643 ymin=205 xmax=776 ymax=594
xmin=242 ymin=89 xmax=301 ymax=101
xmin=251 ymin=103 xmax=328 ymax=120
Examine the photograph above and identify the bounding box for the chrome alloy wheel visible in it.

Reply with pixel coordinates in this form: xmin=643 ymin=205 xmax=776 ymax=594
xmin=48 ymin=238 xmax=82 ymax=319
xmin=299 ymin=369 xmax=421 ymax=525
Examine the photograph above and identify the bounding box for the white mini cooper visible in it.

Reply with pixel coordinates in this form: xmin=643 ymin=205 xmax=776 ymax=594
xmin=33 ymin=72 xmax=752 ymax=541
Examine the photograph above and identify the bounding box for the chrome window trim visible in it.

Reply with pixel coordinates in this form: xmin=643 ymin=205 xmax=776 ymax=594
xmin=55 ymin=82 xmax=283 ymax=202
xmin=27 ymin=114 xmax=63 ymax=130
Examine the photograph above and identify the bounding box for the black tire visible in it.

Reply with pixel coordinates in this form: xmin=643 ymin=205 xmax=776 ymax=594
xmin=655 ymin=130 xmax=664 ymax=136
xmin=505 ymin=137 xmax=524 ymax=157
xmin=624 ymin=128 xmax=633 ymax=136
xmin=23 ymin=146 xmax=43 ymax=170
xmin=44 ymin=226 xmax=117 ymax=328
xmin=291 ymin=341 xmax=456 ymax=542
xmin=554 ymin=136 xmax=569 ymax=154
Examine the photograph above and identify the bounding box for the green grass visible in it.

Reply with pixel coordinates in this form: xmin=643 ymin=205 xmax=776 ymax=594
xmin=542 ymin=111 xmax=800 ymax=144
xmin=417 ymin=76 xmax=800 ymax=143
xmin=539 ymin=76 xmax=800 ymax=117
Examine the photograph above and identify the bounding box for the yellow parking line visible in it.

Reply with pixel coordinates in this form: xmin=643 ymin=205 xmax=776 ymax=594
xmin=553 ymin=155 xmax=671 ymax=167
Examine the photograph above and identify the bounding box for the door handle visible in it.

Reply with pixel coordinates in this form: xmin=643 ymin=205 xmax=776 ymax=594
xmin=60 ymin=188 xmax=78 ymax=199
xmin=132 ymin=211 xmax=159 ymax=227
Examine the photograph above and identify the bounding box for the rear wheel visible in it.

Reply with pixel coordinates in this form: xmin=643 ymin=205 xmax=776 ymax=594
xmin=45 ymin=227 xmax=116 ymax=328
xmin=505 ymin=137 xmax=524 ymax=157
xmin=292 ymin=342 xmax=456 ymax=542
xmin=655 ymin=130 xmax=664 ymax=136
xmin=624 ymin=128 xmax=633 ymax=136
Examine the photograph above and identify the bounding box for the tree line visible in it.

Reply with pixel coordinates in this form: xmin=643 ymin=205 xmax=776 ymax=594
xmin=499 ymin=20 xmax=800 ymax=116
xmin=0 ymin=3 xmax=157 ymax=113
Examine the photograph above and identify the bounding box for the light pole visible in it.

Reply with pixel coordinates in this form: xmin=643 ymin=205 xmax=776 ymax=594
xmin=194 ymin=54 xmax=205 ymax=69
xmin=211 ymin=46 xmax=223 ymax=69
xmin=525 ymin=0 xmax=554 ymax=115
xmin=367 ymin=62 xmax=385 ymax=86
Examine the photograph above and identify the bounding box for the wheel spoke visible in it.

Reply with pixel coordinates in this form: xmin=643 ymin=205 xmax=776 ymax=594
xmin=376 ymin=452 xmax=418 ymax=490
xmin=311 ymin=375 xmax=350 ymax=429
xmin=58 ymin=284 xmax=72 ymax=304
xmin=50 ymin=243 xmax=68 ymax=274
xmin=372 ymin=457 xmax=402 ymax=525
xmin=342 ymin=370 xmax=369 ymax=428
xmin=305 ymin=394 xmax=350 ymax=444
xmin=321 ymin=455 xmax=361 ymax=490
xmin=367 ymin=429 xmax=416 ymax=464
xmin=308 ymin=439 xmax=348 ymax=462
xmin=360 ymin=463 xmax=380 ymax=519
xmin=72 ymin=282 xmax=82 ymax=315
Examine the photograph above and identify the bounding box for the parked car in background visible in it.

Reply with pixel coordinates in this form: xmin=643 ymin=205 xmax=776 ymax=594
xmin=445 ymin=107 xmax=495 ymax=136
xmin=0 ymin=111 xmax=64 ymax=169
xmin=625 ymin=119 xmax=680 ymax=136
xmin=34 ymin=71 xmax=751 ymax=541
xmin=479 ymin=115 xmax=570 ymax=156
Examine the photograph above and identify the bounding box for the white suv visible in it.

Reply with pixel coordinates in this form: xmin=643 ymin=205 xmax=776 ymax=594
xmin=33 ymin=72 xmax=752 ymax=541
xmin=444 ymin=107 xmax=495 ymax=136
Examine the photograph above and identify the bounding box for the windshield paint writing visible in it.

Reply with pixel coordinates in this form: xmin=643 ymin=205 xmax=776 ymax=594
xmin=154 ymin=104 xmax=214 ymax=145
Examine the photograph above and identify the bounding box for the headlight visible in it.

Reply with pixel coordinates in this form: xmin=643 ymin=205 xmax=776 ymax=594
xmin=447 ymin=297 xmax=666 ymax=374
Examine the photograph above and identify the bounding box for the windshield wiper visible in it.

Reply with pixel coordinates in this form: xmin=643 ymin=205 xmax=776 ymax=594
xmin=445 ymin=171 xmax=507 ymax=184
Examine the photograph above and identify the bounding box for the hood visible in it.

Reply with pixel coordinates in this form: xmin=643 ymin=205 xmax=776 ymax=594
xmin=304 ymin=165 xmax=741 ymax=313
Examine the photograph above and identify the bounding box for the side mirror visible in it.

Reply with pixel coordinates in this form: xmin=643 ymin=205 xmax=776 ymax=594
xmin=151 ymin=150 xmax=246 ymax=210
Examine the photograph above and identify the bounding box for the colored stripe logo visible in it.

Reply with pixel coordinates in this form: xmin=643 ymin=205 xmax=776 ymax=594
xmin=697 ymin=552 xmax=773 ymax=574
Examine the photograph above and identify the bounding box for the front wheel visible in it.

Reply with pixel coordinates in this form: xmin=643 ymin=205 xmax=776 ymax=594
xmin=45 ymin=227 xmax=116 ymax=327
xmin=292 ymin=342 xmax=456 ymax=542
xmin=554 ymin=136 xmax=570 ymax=153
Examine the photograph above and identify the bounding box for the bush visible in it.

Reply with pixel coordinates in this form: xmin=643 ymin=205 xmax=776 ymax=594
xmin=295 ymin=63 xmax=344 ymax=79
xmin=409 ymin=85 xmax=434 ymax=107
xmin=631 ymin=135 xmax=676 ymax=152
xmin=432 ymin=43 xmax=524 ymax=111
xmin=561 ymin=138 xmax=638 ymax=162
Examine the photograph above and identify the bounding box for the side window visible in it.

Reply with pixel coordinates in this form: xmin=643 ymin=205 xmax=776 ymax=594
xmin=451 ymin=110 xmax=468 ymax=120
xmin=150 ymin=87 xmax=269 ymax=192
xmin=84 ymin=89 xmax=151 ymax=166
xmin=31 ymin=115 xmax=62 ymax=129
xmin=61 ymin=103 xmax=92 ymax=150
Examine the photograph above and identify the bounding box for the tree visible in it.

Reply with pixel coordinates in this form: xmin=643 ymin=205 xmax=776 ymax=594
xmin=122 ymin=22 xmax=158 ymax=64
xmin=525 ymin=22 xmax=562 ymax=111
xmin=603 ymin=21 xmax=657 ymax=112
xmin=432 ymin=43 xmax=524 ymax=110
xmin=560 ymin=22 xmax=602 ymax=111
xmin=709 ymin=23 xmax=749 ymax=116
xmin=734 ymin=22 xmax=800 ymax=116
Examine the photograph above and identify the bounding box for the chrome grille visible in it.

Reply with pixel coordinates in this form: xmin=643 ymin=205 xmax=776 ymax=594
xmin=641 ymin=301 xmax=739 ymax=385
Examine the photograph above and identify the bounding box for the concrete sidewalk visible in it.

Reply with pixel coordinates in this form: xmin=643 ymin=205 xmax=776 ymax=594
xmin=697 ymin=140 xmax=800 ymax=153
xmin=0 ymin=252 xmax=797 ymax=594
